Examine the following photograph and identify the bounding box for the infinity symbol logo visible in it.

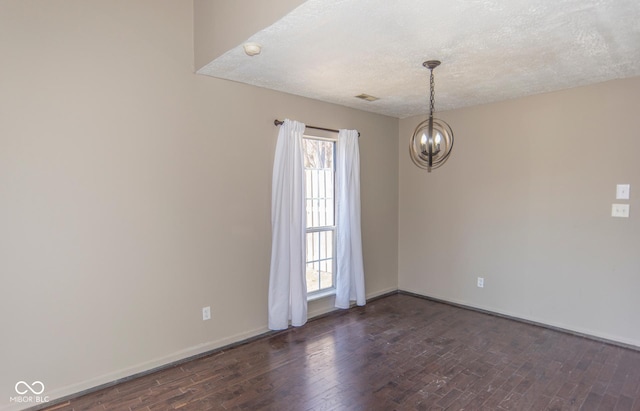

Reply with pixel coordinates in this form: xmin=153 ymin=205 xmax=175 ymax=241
xmin=15 ymin=381 xmax=45 ymax=395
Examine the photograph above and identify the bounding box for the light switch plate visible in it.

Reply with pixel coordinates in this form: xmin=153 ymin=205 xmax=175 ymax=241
xmin=202 ymin=306 xmax=211 ymax=321
xmin=616 ymin=184 xmax=630 ymax=200
xmin=612 ymin=204 xmax=630 ymax=218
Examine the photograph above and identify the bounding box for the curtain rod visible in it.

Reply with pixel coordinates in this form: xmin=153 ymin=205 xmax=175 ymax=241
xmin=273 ymin=119 xmax=360 ymax=137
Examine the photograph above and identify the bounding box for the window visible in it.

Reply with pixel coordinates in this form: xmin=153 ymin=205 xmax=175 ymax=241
xmin=303 ymin=136 xmax=336 ymax=297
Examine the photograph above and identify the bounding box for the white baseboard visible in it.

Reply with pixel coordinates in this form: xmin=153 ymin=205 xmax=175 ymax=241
xmin=400 ymin=289 xmax=640 ymax=350
xmin=12 ymin=286 xmax=401 ymax=411
xmin=8 ymin=325 xmax=270 ymax=411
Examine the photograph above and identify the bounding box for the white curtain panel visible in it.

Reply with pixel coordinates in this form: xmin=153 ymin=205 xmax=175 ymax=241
xmin=335 ymin=129 xmax=366 ymax=309
xmin=268 ymin=119 xmax=308 ymax=330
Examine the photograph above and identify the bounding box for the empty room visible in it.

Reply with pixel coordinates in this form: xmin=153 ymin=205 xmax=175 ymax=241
xmin=1 ymin=1 xmax=639 ymax=410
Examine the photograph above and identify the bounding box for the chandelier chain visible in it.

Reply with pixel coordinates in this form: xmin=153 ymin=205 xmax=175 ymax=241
xmin=429 ymin=69 xmax=435 ymax=118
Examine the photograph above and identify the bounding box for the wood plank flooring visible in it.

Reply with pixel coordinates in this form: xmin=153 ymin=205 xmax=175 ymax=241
xmin=40 ymin=293 xmax=640 ymax=410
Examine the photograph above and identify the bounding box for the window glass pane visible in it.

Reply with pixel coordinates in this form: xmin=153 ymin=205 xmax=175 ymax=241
xmin=318 ymin=231 xmax=325 ymax=260
xmin=306 ymin=232 xmax=313 ymax=262
xmin=306 ymin=263 xmax=319 ymax=293
xmin=305 ymin=229 xmax=334 ymax=294
xmin=303 ymin=139 xmax=334 ymax=229
xmin=303 ymin=137 xmax=336 ymax=295
xmin=320 ymin=261 xmax=333 ymax=290
xmin=303 ymin=139 xmax=333 ymax=169
xmin=320 ymin=231 xmax=333 ymax=258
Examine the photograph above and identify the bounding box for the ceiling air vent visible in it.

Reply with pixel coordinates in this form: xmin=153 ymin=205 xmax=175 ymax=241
xmin=355 ymin=93 xmax=379 ymax=102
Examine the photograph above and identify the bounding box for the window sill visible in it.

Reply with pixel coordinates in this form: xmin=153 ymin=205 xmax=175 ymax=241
xmin=307 ymin=289 xmax=336 ymax=302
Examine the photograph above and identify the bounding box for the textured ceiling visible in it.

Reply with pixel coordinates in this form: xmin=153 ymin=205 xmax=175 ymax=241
xmin=198 ymin=0 xmax=640 ymax=119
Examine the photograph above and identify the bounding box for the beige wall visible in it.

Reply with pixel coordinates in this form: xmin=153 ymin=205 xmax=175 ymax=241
xmin=4 ymin=1 xmax=638 ymax=409
xmin=399 ymin=77 xmax=640 ymax=347
xmin=0 ymin=1 xmax=398 ymax=408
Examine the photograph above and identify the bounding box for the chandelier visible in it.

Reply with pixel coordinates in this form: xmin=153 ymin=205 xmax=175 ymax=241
xmin=409 ymin=60 xmax=454 ymax=172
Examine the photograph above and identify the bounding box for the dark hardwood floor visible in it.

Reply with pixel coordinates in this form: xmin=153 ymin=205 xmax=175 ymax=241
xmin=41 ymin=293 xmax=640 ymax=410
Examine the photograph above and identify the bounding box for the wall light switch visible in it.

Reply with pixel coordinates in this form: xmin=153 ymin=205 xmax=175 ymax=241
xmin=612 ymin=204 xmax=630 ymax=218
xmin=616 ymin=184 xmax=630 ymax=200
xmin=202 ymin=306 xmax=211 ymax=321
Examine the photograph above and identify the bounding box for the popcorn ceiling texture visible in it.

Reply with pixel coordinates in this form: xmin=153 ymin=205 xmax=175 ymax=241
xmin=198 ymin=0 xmax=640 ymax=118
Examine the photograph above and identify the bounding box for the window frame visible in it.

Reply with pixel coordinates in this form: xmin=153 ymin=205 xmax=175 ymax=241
xmin=302 ymin=134 xmax=338 ymax=300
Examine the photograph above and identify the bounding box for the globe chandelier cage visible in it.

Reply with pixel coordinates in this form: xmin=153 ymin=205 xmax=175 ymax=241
xmin=410 ymin=60 xmax=454 ymax=172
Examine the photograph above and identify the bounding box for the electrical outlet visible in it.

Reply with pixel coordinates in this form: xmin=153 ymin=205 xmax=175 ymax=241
xmin=202 ymin=306 xmax=211 ymax=321
xmin=477 ymin=277 xmax=484 ymax=288
xmin=611 ymin=204 xmax=630 ymax=218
